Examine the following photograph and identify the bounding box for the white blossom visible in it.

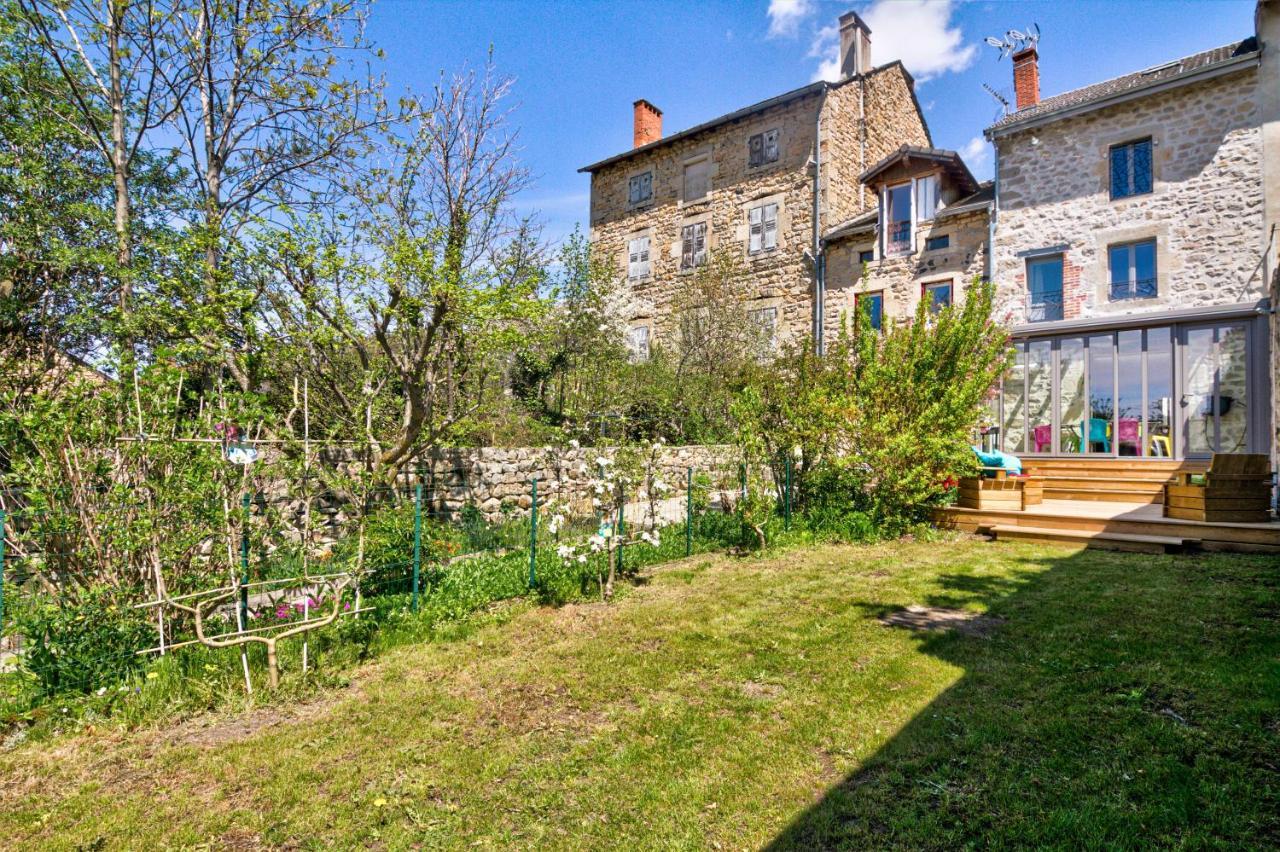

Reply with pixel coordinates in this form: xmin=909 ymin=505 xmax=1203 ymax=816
xmin=568 ymin=439 xmax=580 ymax=450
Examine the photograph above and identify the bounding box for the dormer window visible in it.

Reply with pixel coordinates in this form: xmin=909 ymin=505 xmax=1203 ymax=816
xmin=884 ymin=182 xmax=912 ymax=255
xmin=879 ymin=172 xmax=943 ymax=257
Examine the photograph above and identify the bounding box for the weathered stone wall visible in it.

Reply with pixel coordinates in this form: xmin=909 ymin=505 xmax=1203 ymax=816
xmin=991 ymin=66 xmax=1266 ymax=325
xmin=586 ymin=63 xmax=930 ymax=346
xmin=588 ymin=90 xmax=823 ymax=347
xmin=824 ymin=207 xmax=988 ymax=331
xmin=412 ymin=444 xmax=742 ymax=522
xmin=822 ymin=63 xmax=932 ymax=231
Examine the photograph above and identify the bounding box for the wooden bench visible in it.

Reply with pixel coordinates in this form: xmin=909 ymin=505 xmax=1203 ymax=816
xmin=957 ymin=468 xmax=1044 ymax=511
xmin=1163 ymin=453 xmax=1274 ymax=523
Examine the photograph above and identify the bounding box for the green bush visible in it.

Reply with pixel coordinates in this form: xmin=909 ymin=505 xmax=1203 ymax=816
xmin=734 ymin=279 xmax=1010 ymax=531
xmin=13 ymin=586 xmax=154 ymax=697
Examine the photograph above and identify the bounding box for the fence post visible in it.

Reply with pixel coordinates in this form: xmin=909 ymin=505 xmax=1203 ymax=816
xmin=239 ymin=492 xmax=250 ymax=626
xmin=784 ymin=455 xmax=792 ymax=531
xmin=412 ymin=477 xmax=422 ymax=613
xmin=0 ymin=509 xmax=6 ymax=636
xmin=685 ymin=467 xmax=693 ymax=557
xmin=616 ymin=492 xmax=625 ymax=574
xmin=528 ymin=477 xmax=538 ymax=589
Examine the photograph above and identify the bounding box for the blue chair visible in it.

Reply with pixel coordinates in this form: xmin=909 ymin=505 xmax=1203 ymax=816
xmin=1087 ymin=418 xmax=1110 ymax=453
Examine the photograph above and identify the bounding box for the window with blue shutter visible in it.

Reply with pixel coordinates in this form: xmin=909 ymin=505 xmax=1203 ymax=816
xmin=1110 ymin=139 xmax=1153 ymax=199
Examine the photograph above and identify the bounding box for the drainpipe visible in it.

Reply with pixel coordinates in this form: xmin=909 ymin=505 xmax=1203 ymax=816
xmin=987 ymin=137 xmax=998 ymax=283
xmin=813 ymin=88 xmax=827 ymax=355
xmin=858 ymin=77 xmax=867 ymax=213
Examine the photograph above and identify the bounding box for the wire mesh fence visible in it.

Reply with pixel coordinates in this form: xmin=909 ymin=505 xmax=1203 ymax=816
xmin=0 ymin=454 xmax=797 ymax=718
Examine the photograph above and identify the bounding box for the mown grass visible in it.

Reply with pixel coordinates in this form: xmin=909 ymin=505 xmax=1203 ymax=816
xmin=0 ymin=537 xmax=1276 ymax=849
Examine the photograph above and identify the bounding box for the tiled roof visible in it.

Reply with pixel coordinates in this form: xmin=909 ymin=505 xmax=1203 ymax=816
xmin=859 ymin=145 xmax=979 ymax=194
xmin=822 ymin=209 xmax=879 ymax=242
xmin=935 ymin=182 xmax=994 ymax=219
xmin=989 ymin=37 xmax=1258 ymax=134
xmin=579 ymin=61 xmax=927 ymax=173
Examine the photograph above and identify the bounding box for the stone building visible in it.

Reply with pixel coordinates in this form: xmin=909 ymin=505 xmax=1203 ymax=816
xmin=983 ymin=2 xmax=1278 ymax=464
xmin=823 ymin=146 xmax=992 ymax=333
xmin=578 ymin=11 xmax=930 ymax=354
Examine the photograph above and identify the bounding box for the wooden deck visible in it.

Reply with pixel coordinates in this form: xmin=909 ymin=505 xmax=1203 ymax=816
xmin=937 ymin=459 xmax=1279 ymax=554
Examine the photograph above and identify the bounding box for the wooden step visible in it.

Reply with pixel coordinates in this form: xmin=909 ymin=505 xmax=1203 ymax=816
xmin=1043 ymin=487 xmax=1163 ymax=503
xmin=935 ymin=504 xmax=1280 ymax=552
xmin=985 ymin=524 xmax=1196 ymax=554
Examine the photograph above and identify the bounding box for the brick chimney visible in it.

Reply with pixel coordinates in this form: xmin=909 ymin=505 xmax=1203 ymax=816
xmin=1012 ymin=47 xmax=1040 ymax=110
xmin=633 ymin=100 xmax=662 ymax=148
xmin=838 ymin=11 xmax=872 ymax=78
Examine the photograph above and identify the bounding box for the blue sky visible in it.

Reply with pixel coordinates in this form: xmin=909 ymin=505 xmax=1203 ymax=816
xmin=367 ymin=0 xmax=1257 ymax=246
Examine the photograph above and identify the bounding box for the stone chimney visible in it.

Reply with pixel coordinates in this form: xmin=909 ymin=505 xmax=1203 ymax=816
xmin=838 ymin=11 xmax=872 ymax=78
xmin=633 ymin=100 xmax=662 ymax=148
xmin=1012 ymin=47 xmax=1040 ymax=110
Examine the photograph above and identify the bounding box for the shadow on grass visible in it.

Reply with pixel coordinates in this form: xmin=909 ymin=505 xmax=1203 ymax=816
xmin=766 ymin=546 xmax=1280 ymax=849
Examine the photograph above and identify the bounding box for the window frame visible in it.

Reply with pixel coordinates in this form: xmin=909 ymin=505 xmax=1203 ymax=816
xmin=856 ymin=290 xmax=884 ymax=331
xmin=748 ymin=202 xmax=779 ymax=255
xmin=923 ymin=280 xmax=953 ymax=314
xmin=681 ymin=221 xmax=708 ymax=270
xmin=627 ymin=234 xmax=651 ymax=281
xmin=924 ymin=233 xmax=950 ymax=252
xmin=746 ymin=304 xmax=779 ymax=353
xmin=747 ymin=128 xmax=781 ymax=168
xmin=1108 ymin=238 xmax=1158 ymax=301
xmin=627 ymin=170 xmax=654 ymax=206
xmin=625 ymin=324 xmax=651 ymax=362
xmin=1109 ymin=137 xmax=1154 ymax=200
xmin=1026 ymin=254 xmax=1065 ymax=323
xmin=682 ymin=155 xmax=711 ymax=204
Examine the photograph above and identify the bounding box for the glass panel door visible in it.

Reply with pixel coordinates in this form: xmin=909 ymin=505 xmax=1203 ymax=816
xmin=1027 ymin=340 xmax=1053 ymax=453
xmin=1002 ymin=344 xmax=1027 ymax=454
xmin=1218 ymin=325 xmax=1249 ymax=453
xmin=1116 ymin=330 xmax=1143 ymax=455
xmin=1146 ymin=328 xmax=1174 ymax=457
xmin=1180 ymin=324 xmax=1250 ymax=456
xmin=1087 ymin=334 xmax=1115 ymax=454
xmin=1058 ymin=337 xmax=1086 ymax=454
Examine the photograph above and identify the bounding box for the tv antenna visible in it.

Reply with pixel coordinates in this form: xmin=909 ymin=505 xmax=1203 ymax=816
xmin=984 ymin=23 xmax=1040 ymax=61
xmin=982 ymin=82 xmax=1012 ymax=120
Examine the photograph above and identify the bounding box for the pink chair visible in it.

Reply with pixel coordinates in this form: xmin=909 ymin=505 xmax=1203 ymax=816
xmin=1117 ymin=418 xmax=1140 ymax=454
xmin=1032 ymin=424 xmax=1053 ymax=452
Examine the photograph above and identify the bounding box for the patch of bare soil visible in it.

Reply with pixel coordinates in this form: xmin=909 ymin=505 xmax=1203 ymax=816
xmin=879 ymin=605 xmax=1005 ymax=638
xmin=739 ymin=680 xmax=784 ymax=701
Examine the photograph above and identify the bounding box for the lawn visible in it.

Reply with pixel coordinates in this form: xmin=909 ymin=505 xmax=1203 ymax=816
xmin=1 ymin=537 xmax=1277 ymax=849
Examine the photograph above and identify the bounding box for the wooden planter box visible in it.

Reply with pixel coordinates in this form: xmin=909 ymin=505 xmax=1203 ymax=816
xmin=957 ymin=470 xmax=1043 ymax=511
xmin=1163 ymin=454 xmax=1273 ymax=523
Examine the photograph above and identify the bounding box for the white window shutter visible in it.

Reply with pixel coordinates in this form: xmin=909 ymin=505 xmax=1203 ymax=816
xmin=694 ymin=222 xmax=707 ymax=266
xmin=682 ymin=225 xmax=694 ymax=269
xmin=628 ymin=239 xmax=639 ymax=279
xmin=749 ymin=206 xmax=763 ymax=254
xmin=638 ymin=236 xmax=650 ymax=276
xmin=763 ymin=204 xmax=778 ymax=250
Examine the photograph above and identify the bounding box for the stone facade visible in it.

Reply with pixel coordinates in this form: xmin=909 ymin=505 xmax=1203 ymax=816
xmin=825 ymin=207 xmax=988 ymax=331
xmin=990 ymin=66 xmax=1267 ymax=326
xmin=582 ymin=62 xmax=928 ymax=347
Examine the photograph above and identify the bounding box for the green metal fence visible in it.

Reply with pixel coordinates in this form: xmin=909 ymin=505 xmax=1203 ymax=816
xmin=0 ymin=456 xmax=795 ymax=708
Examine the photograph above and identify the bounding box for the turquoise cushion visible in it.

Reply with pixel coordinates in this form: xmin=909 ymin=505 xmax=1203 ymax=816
xmin=971 ymin=446 xmax=1023 ymax=476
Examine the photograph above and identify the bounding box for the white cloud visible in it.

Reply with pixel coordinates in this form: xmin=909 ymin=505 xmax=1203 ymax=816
xmin=809 ymin=0 xmax=978 ymax=83
xmin=767 ymin=0 xmax=813 ymax=38
xmin=961 ymin=135 xmax=992 ymax=177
